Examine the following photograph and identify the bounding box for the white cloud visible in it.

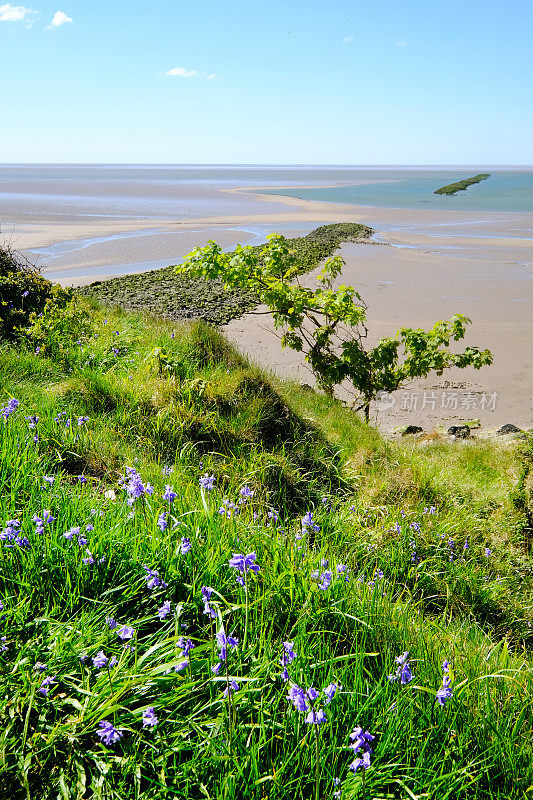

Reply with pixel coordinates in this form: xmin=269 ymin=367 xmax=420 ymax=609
xmin=207 ymin=73 xmax=216 ymax=81
xmin=166 ymin=66 xmax=197 ymax=77
xmin=395 ymin=40 xmax=407 ymax=47
xmin=342 ymin=34 xmax=354 ymax=44
xmin=48 ymin=10 xmax=73 ymax=27
xmin=0 ymin=3 xmax=35 ymax=22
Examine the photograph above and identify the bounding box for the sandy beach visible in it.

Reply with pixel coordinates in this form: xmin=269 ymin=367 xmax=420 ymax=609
xmin=2 ymin=176 xmax=532 ymax=431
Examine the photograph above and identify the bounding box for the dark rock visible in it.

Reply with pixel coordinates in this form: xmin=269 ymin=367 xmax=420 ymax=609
xmin=402 ymin=425 xmax=423 ymax=436
xmin=497 ymin=423 xmax=522 ymax=435
xmin=447 ymin=425 xmax=471 ymax=438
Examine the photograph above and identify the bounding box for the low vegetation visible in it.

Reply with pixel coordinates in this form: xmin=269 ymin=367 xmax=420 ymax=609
xmin=79 ymin=223 xmax=373 ymax=325
xmin=0 ymin=243 xmax=532 ymax=799
xmin=434 ymin=174 xmax=490 ymax=196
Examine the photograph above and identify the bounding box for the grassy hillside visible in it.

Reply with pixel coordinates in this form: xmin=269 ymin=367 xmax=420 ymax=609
xmin=1 ymin=297 xmax=533 ymax=800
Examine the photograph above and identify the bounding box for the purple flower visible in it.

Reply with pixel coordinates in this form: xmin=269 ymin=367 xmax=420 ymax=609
xmin=83 ymin=549 xmax=95 ymax=565
xmin=202 ymin=585 xmax=217 ymax=618
xmin=180 ymin=537 xmax=191 ymax=554
xmin=301 ymin=511 xmax=320 ymax=532
xmin=143 ymin=565 xmax=166 ymax=590
xmin=117 ymin=626 xmax=135 ymax=641
xmin=436 ymin=674 xmax=453 ymax=706
xmin=280 ymin=640 xmax=297 ymax=679
xmin=305 ymin=709 xmax=327 ymax=725
xmin=178 ymin=637 xmax=195 ymax=656
xmin=26 ymin=415 xmax=39 ymax=429
xmin=223 ymin=679 xmax=239 ymax=697
xmin=163 ymin=485 xmax=177 ymax=503
xmin=239 ymin=484 xmax=254 ymax=500
xmin=22 ymin=290 xmax=29 ymax=297
xmin=142 ymin=706 xmax=158 ymax=728
xmin=78 ymin=475 xmax=87 ymax=485
xmin=121 ymin=467 xmax=153 ymax=504
xmin=158 ymin=601 xmax=171 ymax=620
xmin=219 ymin=499 xmax=239 ymax=518
xmin=157 ymin=512 xmax=168 ymax=531
xmin=318 ymin=570 xmax=332 ymax=591
xmin=1 ymin=398 xmax=20 ymax=420
xmin=38 ymin=675 xmax=57 ymax=696
xmin=42 ymin=475 xmax=55 ymax=485
xmin=199 ymin=473 xmax=215 ymax=491
xmin=349 ymin=727 xmax=374 ymax=772
xmin=77 ymin=535 xmax=88 ymax=547
xmin=92 ymin=651 xmax=109 ymax=668
xmin=216 ymin=630 xmax=239 ymax=663
xmin=77 ymin=416 xmax=89 ymax=426
xmin=106 ymin=617 xmax=118 ymax=629
xmin=34 ymin=661 xmax=47 ymax=672
xmin=388 ymin=652 xmax=414 ymax=685
xmin=228 ymin=552 xmax=260 ymax=576
xmin=288 ymin=684 xmax=308 ymax=712
xmin=323 ymin=682 xmax=340 ymax=704
xmin=485 ymin=548 xmax=492 ymax=558
xmin=97 ymin=720 xmax=123 ymax=746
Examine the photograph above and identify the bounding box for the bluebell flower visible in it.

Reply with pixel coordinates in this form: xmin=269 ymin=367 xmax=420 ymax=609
xmin=202 ymin=585 xmax=216 ymax=618
xmin=301 ymin=511 xmax=320 ymax=532
xmin=199 ymin=473 xmax=215 ymax=491
xmin=349 ymin=727 xmax=374 ymax=772
xmin=158 ymin=601 xmax=171 ymax=620
xmin=177 ymin=637 xmax=195 ymax=656
xmin=180 ymin=537 xmax=191 ymax=554
xmin=142 ymin=707 xmax=158 ymax=728
xmin=229 ymin=552 xmax=260 ymax=575
xmin=97 ymin=720 xmax=123 ymax=745
xmin=219 ymin=499 xmax=239 ymax=518
xmin=436 ymin=675 xmax=453 ymax=706
xmin=305 ymin=709 xmax=326 ymax=725
xmin=38 ymin=675 xmax=57 ymax=696
xmin=223 ymin=679 xmax=239 ymax=697
xmin=1 ymin=398 xmax=20 ymax=420
xmin=106 ymin=617 xmax=117 ymax=629
xmin=117 ymin=626 xmax=135 ymax=641
xmin=163 ymin=485 xmax=177 ymax=503
xmin=323 ymin=682 xmax=340 ymax=704
xmin=157 ymin=512 xmax=168 ymax=531
xmin=239 ymin=484 xmax=254 ymax=500
xmin=318 ymin=570 xmax=332 ymax=590
xmin=388 ymin=652 xmax=414 ymax=684
xmin=92 ymin=651 xmax=109 ymax=668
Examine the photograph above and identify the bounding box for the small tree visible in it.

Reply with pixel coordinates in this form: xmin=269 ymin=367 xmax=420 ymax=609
xmin=177 ymin=234 xmax=493 ymax=421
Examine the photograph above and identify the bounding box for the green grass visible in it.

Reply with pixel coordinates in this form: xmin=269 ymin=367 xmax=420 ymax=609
xmin=1 ymin=303 xmax=532 ymax=800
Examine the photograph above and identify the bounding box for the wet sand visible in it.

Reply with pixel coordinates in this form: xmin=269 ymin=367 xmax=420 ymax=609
xmin=2 ymin=183 xmax=532 ymax=431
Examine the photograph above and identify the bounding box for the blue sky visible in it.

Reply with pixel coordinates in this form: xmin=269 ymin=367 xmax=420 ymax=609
xmin=1 ymin=0 xmax=531 ymax=164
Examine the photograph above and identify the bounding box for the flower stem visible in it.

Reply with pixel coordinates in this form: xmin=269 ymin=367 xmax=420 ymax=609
xmin=314 ymin=721 xmax=320 ymax=800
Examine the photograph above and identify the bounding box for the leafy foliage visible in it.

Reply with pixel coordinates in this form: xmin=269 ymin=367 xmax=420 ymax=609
xmin=178 ymin=234 xmax=494 ymax=419
xmin=79 ymin=223 xmax=373 ymax=324
xmin=434 ymin=174 xmax=490 ymax=195
xmin=0 ymin=245 xmax=71 ymax=341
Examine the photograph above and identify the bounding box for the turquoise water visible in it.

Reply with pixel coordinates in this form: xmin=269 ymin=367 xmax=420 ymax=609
xmin=258 ymin=169 xmax=533 ymax=214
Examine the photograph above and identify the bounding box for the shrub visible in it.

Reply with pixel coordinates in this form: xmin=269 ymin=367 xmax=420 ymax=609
xmin=0 ymin=245 xmax=71 ymax=341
